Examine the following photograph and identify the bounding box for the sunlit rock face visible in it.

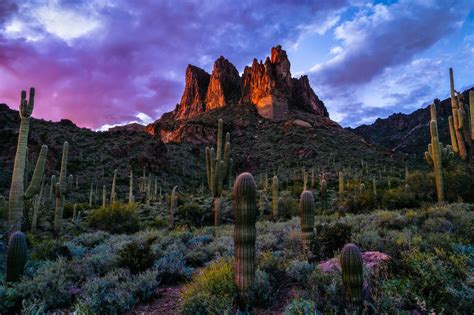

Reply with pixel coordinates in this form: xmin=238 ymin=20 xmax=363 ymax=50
xmin=206 ymin=56 xmax=241 ymax=110
xmin=173 ymin=65 xmax=210 ymax=120
xmin=168 ymin=45 xmax=329 ymax=122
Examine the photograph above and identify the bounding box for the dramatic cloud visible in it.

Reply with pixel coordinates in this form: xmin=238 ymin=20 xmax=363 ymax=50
xmin=309 ymin=0 xmax=474 ymax=127
xmin=0 ymin=0 xmax=472 ymax=129
xmin=0 ymin=0 xmax=348 ymax=129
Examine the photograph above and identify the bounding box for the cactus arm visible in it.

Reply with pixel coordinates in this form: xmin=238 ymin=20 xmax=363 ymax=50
xmin=216 ymin=119 xmax=223 ymax=161
xmin=53 ymin=142 xmax=69 ymax=238
xmin=448 ymin=116 xmax=459 ymax=153
xmin=449 ymin=68 xmax=467 ymax=159
xmin=25 ymin=145 xmax=48 ymax=199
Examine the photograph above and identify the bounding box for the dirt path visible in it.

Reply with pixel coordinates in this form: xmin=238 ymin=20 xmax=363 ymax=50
xmin=127 ymin=286 xmax=182 ymax=315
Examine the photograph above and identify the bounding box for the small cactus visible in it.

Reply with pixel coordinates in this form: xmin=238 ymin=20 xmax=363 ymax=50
xmin=272 ymin=176 xmax=279 ymax=220
xmin=233 ymin=172 xmax=257 ymax=306
xmin=338 ymin=171 xmax=344 ymax=199
xmin=341 ymin=243 xmax=364 ymax=305
xmin=6 ymin=231 xmax=27 ymax=282
xmin=300 ymin=190 xmax=315 ymax=256
xmin=110 ymin=169 xmax=117 ymax=204
xmin=320 ymin=179 xmax=328 ymax=212
xmin=53 ymin=141 xmax=69 ymax=238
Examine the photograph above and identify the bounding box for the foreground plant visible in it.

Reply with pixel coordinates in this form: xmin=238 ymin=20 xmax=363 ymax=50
xmin=233 ymin=172 xmax=257 ymax=307
xmin=8 ymin=88 xmax=48 ymax=232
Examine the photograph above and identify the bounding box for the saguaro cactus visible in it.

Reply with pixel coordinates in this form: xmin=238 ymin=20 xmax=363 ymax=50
xmin=129 ymin=170 xmax=134 ymax=204
xmin=233 ymin=173 xmax=257 ymax=306
xmin=320 ymin=179 xmax=328 ymax=212
xmin=53 ymin=141 xmax=69 ymax=238
xmin=338 ymin=171 xmax=344 ymax=199
xmin=169 ymin=186 xmax=178 ymax=229
xmin=6 ymin=231 xmax=27 ymax=282
xmin=110 ymin=169 xmax=117 ymax=204
xmin=300 ymin=190 xmax=315 ymax=256
xmin=341 ymin=243 xmax=364 ymax=305
xmin=425 ymin=119 xmax=453 ymax=201
xmin=205 ymin=119 xmax=231 ymax=225
xmin=8 ymin=88 xmax=49 ymax=232
xmin=31 ymin=175 xmax=45 ymax=232
xmin=272 ymin=176 xmax=279 ymax=220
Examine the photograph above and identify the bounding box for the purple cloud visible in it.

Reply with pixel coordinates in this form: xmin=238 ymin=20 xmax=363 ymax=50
xmin=0 ymin=0 xmax=348 ymax=129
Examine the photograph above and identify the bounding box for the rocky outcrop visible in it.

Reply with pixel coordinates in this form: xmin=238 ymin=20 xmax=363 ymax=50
xmin=165 ymin=45 xmax=329 ymax=123
xmin=241 ymin=45 xmax=324 ymax=120
xmin=173 ymin=65 xmax=210 ymax=120
xmin=206 ymin=56 xmax=240 ymax=110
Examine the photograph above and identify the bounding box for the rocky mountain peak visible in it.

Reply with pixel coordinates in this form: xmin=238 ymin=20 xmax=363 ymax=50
xmin=164 ymin=45 xmax=330 ymax=124
xmin=206 ymin=56 xmax=241 ymax=110
xmin=174 ymin=65 xmax=210 ymax=120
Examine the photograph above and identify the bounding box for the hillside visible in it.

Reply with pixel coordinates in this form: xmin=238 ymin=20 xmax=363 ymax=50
xmin=349 ymin=88 xmax=474 ymax=156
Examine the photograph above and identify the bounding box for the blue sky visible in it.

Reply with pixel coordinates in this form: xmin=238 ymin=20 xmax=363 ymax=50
xmin=0 ymin=0 xmax=473 ymax=129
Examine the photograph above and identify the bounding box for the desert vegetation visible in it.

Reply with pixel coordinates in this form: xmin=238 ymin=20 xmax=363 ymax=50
xmin=0 ymin=65 xmax=473 ymax=315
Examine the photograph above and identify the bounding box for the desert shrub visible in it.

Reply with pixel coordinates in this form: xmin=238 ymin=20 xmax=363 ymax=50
xmin=285 ymin=260 xmax=315 ymax=283
xmin=88 ymin=203 xmax=139 ymax=234
xmin=279 ymin=196 xmax=299 ymax=219
xmin=314 ymin=222 xmax=352 ymax=259
xmin=397 ymin=248 xmax=470 ymax=312
xmin=258 ymin=250 xmax=287 ymax=281
xmin=0 ymin=285 xmax=20 ymax=314
xmin=0 ymin=196 xmax=7 ymax=221
xmin=16 ymin=258 xmax=81 ymax=310
xmin=149 ymin=217 xmax=168 ymax=229
xmin=343 ymin=191 xmax=378 ymax=213
xmin=154 ymin=249 xmax=193 ymax=284
xmin=445 ymin=166 xmax=474 ymax=202
xmin=382 ymin=188 xmax=419 ymax=209
xmin=78 ymin=268 xmax=159 ymax=314
xmin=284 ymin=298 xmax=318 ymax=315
xmin=422 ymin=217 xmax=453 ymax=233
xmin=306 ymin=267 xmax=343 ymax=311
xmin=250 ymin=270 xmax=272 ymax=307
xmin=374 ymin=210 xmax=409 ymax=230
xmin=177 ymin=202 xmax=208 ymax=226
xmin=406 ymin=171 xmax=434 ymax=201
xmin=74 ymin=231 xmax=110 ymax=248
xmin=30 ymin=238 xmax=72 ymax=261
xmin=180 ymin=258 xmax=236 ymax=314
xmin=117 ymin=236 xmax=157 ymax=274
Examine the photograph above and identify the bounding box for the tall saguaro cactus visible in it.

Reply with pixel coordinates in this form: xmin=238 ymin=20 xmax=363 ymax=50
xmin=320 ymin=179 xmax=328 ymax=212
xmin=205 ymin=119 xmax=231 ymax=225
xmin=233 ymin=173 xmax=257 ymax=307
xmin=300 ymin=190 xmax=315 ymax=257
xmin=425 ymin=119 xmax=453 ymax=202
xmin=53 ymin=141 xmax=69 ymax=238
xmin=8 ymin=88 xmax=49 ymax=232
xmin=341 ymin=243 xmax=364 ymax=306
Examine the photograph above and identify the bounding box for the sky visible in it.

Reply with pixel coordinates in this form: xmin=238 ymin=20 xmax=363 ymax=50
xmin=0 ymin=0 xmax=473 ymax=130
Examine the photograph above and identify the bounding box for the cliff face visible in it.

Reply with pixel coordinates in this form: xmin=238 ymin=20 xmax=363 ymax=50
xmin=206 ymin=56 xmax=241 ymax=110
xmin=168 ymin=45 xmax=329 ymax=121
xmin=173 ymin=65 xmax=210 ymax=120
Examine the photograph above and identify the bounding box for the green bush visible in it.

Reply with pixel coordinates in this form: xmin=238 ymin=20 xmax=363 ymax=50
xmin=180 ymin=258 xmax=236 ymax=314
xmin=382 ymin=188 xmax=419 ymax=209
xmin=117 ymin=236 xmax=157 ymax=274
xmin=314 ymin=222 xmax=351 ymax=259
xmin=343 ymin=190 xmax=378 ymax=213
xmin=88 ymin=203 xmax=139 ymax=234
xmin=284 ymin=298 xmax=318 ymax=315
